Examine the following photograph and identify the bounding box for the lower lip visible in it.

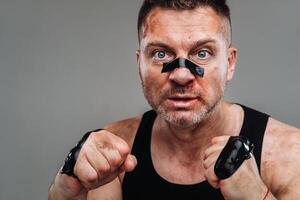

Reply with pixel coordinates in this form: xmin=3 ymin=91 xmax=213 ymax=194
xmin=166 ymin=98 xmax=198 ymax=108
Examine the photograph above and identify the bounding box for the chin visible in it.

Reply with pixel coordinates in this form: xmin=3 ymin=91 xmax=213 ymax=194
xmin=156 ymin=106 xmax=209 ymax=128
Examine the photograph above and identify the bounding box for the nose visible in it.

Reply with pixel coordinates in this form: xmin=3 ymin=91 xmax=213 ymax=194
xmin=169 ymin=67 xmax=195 ymax=86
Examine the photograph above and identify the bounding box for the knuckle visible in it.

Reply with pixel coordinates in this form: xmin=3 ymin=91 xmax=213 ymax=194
xmin=99 ymin=130 xmax=113 ymax=139
xmin=73 ymin=165 xmax=80 ymax=177
xmin=117 ymin=141 xmax=130 ymax=157
xmin=98 ymin=162 xmax=111 ymax=173
xmin=211 ymin=171 xmax=219 ymax=182
xmin=203 ymin=161 xmax=208 ymax=169
xmin=77 ymin=145 xmax=88 ymax=156
xmin=75 ymin=162 xmax=98 ymax=186
xmin=110 ymin=152 xmax=122 ymax=166
xmin=205 ymin=168 xmax=217 ymax=181
xmin=204 ymin=150 xmax=209 ymax=159
xmin=88 ymin=132 xmax=99 ymax=142
xmin=203 ymin=170 xmax=209 ymax=179
xmin=93 ymin=132 xmax=114 ymax=149
xmin=212 ymin=137 xmax=222 ymax=144
xmin=84 ymin=170 xmax=98 ymax=184
xmin=212 ymin=136 xmax=228 ymax=143
xmin=89 ymin=130 xmax=109 ymax=144
xmin=73 ymin=158 xmax=85 ymax=176
xmin=76 ymin=148 xmax=90 ymax=162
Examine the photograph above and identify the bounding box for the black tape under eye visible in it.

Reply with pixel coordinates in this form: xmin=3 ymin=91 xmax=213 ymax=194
xmin=214 ymin=136 xmax=254 ymax=180
xmin=161 ymin=58 xmax=205 ymax=77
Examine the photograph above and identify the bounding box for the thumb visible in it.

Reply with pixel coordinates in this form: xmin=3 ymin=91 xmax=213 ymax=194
xmin=123 ymin=154 xmax=137 ymax=172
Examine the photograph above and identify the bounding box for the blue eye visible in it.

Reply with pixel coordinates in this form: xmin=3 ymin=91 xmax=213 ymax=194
xmin=154 ymin=51 xmax=166 ymax=59
xmin=197 ymin=50 xmax=210 ymax=59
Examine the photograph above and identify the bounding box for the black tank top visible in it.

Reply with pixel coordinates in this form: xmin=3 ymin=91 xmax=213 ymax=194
xmin=122 ymin=105 xmax=269 ymax=199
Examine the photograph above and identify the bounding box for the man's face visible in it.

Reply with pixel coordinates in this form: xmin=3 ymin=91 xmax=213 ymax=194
xmin=137 ymin=6 xmax=237 ymax=127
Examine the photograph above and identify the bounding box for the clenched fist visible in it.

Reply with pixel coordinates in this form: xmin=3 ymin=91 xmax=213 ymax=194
xmin=49 ymin=130 xmax=137 ymax=200
xmin=203 ymin=136 xmax=268 ymax=200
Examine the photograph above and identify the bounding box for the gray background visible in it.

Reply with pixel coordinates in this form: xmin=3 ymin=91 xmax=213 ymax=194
xmin=0 ymin=0 xmax=299 ymax=199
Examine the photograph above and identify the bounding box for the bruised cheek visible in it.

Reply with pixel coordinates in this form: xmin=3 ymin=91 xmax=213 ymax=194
xmin=143 ymin=67 xmax=166 ymax=93
xmin=139 ymin=56 xmax=161 ymax=79
xmin=148 ymin=73 xmax=167 ymax=92
xmin=202 ymin=66 xmax=226 ymax=95
xmin=142 ymin=73 xmax=167 ymax=107
xmin=209 ymin=64 xmax=227 ymax=82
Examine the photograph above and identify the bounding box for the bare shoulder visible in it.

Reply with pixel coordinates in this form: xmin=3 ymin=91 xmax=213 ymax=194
xmin=103 ymin=115 xmax=142 ymax=149
xmin=261 ymin=117 xmax=300 ymax=198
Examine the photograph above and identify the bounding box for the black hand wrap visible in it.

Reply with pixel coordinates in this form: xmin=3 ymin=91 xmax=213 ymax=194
xmin=161 ymin=57 xmax=205 ymax=77
xmin=61 ymin=129 xmax=103 ymax=176
xmin=214 ymin=136 xmax=254 ymax=180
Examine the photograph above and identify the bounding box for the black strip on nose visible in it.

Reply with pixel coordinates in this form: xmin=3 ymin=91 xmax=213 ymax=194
xmin=161 ymin=58 xmax=204 ymax=77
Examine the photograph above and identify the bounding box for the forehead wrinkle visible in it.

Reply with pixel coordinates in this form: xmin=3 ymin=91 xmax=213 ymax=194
xmin=141 ymin=6 xmax=229 ymax=48
xmin=142 ymin=27 xmax=220 ymax=52
xmin=143 ymin=22 xmax=219 ymax=43
xmin=193 ymin=6 xmax=232 ymax=46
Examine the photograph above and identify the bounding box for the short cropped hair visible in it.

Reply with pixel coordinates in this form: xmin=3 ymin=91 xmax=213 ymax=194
xmin=137 ymin=0 xmax=232 ymax=45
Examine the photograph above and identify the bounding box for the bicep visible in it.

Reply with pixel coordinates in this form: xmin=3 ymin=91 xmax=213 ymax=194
xmin=87 ymin=177 xmax=122 ymax=200
xmin=276 ymin=175 xmax=300 ymax=199
xmin=270 ymin=145 xmax=300 ymax=199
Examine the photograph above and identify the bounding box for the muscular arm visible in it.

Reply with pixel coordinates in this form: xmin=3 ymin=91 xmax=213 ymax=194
xmin=48 ymin=116 xmax=141 ymax=200
xmin=261 ymin=118 xmax=300 ymax=199
xmin=87 ymin=117 xmax=141 ymax=199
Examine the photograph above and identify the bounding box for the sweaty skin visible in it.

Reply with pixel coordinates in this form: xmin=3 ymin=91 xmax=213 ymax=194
xmin=49 ymin=6 xmax=300 ymax=200
xmin=89 ymin=7 xmax=300 ymax=200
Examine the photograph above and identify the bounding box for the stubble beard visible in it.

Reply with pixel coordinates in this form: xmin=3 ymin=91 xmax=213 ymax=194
xmin=157 ymin=106 xmax=209 ymax=128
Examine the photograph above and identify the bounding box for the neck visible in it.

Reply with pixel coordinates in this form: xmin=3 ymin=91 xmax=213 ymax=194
xmin=153 ymin=101 xmax=243 ymax=162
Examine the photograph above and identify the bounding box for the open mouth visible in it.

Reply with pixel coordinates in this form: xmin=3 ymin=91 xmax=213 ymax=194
xmin=169 ymin=97 xmax=196 ymax=101
xmin=167 ymin=97 xmax=198 ymax=108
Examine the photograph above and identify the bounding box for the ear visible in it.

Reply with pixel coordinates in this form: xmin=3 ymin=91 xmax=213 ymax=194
xmin=136 ymin=49 xmax=142 ymax=81
xmin=226 ymin=47 xmax=237 ymax=81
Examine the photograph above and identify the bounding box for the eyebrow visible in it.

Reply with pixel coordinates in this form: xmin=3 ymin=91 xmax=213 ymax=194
xmin=143 ymin=41 xmax=176 ymax=53
xmin=143 ymin=39 xmax=218 ymax=53
xmin=189 ymin=39 xmax=218 ymax=51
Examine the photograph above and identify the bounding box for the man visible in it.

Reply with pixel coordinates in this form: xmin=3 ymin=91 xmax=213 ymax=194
xmin=48 ymin=0 xmax=300 ymax=199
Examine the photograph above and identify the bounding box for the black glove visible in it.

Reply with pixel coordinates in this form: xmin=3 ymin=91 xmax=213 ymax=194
xmin=214 ymin=136 xmax=254 ymax=180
